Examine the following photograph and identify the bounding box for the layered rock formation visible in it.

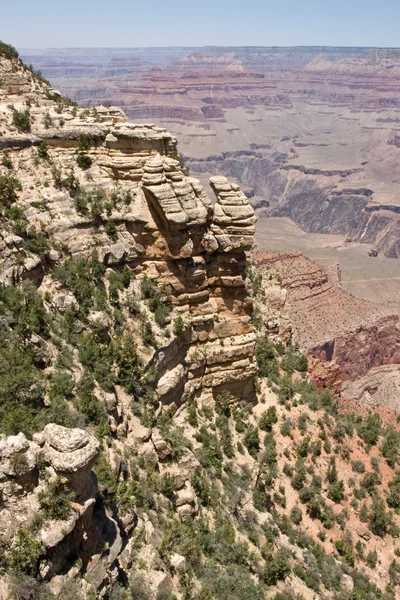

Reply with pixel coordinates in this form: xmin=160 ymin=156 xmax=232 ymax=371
xmin=252 ymin=250 xmax=400 ymax=405
xmin=0 ymin=51 xmax=257 ymax=407
xmin=0 ymin=47 xmax=257 ymax=597
xmin=22 ymin=45 xmax=400 ymax=258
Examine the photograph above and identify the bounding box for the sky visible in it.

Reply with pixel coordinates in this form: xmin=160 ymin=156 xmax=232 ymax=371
xmin=1 ymin=0 xmax=400 ymax=49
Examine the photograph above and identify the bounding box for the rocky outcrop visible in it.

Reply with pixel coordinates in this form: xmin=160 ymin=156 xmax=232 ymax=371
xmin=252 ymin=250 xmax=400 ymax=395
xmin=0 ymin=51 xmax=259 ymax=596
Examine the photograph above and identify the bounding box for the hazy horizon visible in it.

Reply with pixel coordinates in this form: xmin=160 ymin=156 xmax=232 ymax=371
xmin=2 ymin=0 xmax=400 ymax=49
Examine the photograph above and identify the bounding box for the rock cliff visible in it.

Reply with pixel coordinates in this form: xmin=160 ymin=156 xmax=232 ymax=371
xmin=3 ymin=43 xmax=400 ymax=600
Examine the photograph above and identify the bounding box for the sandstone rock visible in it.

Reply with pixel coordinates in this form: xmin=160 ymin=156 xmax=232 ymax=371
xmin=53 ymin=293 xmax=79 ymax=312
xmin=41 ymin=424 xmax=100 ymax=501
xmin=170 ymin=553 xmax=186 ymax=571
xmin=356 ymin=524 xmax=372 ymax=541
xmin=151 ymin=430 xmax=172 ymax=460
xmin=156 ymin=364 xmax=185 ymax=398
xmin=176 ymin=503 xmax=194 ymax=521
xmin=342 ymin=574 xmax=354 ymax=592
xmin=175 ymin=486 xmax=196 ymax=507
xmin=139 ymin=442 xmax=159 ymax=468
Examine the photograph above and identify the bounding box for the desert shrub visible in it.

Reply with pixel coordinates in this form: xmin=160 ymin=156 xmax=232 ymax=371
xmin=0 ymin=41 xmax=19 ymax=59
xmin=291 ymin=460 xmax=307 ymax=490
xmin=296 ymin=435 xmax=310 ymax=459
xmin=358 ymin=412 xmax=381 ymax=446
xmin=114 ymin=334 xmax=142 ymax=392
xmin=327 ymin=457 xmax=338 ymax=483
xmin=75 ymin=370 xmax=107 ymax=427
xmin=260 ymin=547 xmax=291 ymax=585
xmin=290 ymin=505 xmax=303 ymax=524
xmin=382 ymin=427 xmax=400 ymax=467
xmin=216 ymin=415 xmax=234 ymax=458
xmin=360 ymin=471 xmax=380 ymax=495
xmin=9 ymin=452 xmax=29 ymax=476
xmin=244 ymin=425 xmax=260 ymax=457
xmin=76 ymin=153 xmax=92 ymax=170
xmin=8 ymin=575 xmax=58 ymax=600
xmin=37 ymin=141 xmax=49 ymax=160
xmin=140 ymin=275 xmax=172 ymax=326
xmin=351 ymin=460 xmax=366 ymax=473
xmin=94 ymin=456 xmax=118 ymax=508
xmin=328 ymin=480 xmax=345 ymax=504
xmin=335 ymin=538 xmax=355 ymax=566
xmin=388 ymin=472 xmax=400 ymax=509
xmin=141 ymin=321 xmax=157 ymax=347
xmin=105 ymin=219 xmax=117 ymax=239
xmin=53 ymin=252 xmax=105 ymax=314
xmin=369 ymin=497 xmax=389 ymax=537
xmin=7 ymin=529 xmax=43 ymax=575
xmin=12 ymin=108 xmax=31 ymax=132
xmin=280 ymin=418 xmax=292 ymax=437
xmin=255 ymin=338 xmax=278 ymax=378
xmin=1 ymin=150 xmax=12 ymax=169
xmin=24 ymin=227 xmax=52 ymax=259
xmin=366 ymin=549 xmax=378 ymax=568
xmin=281 ymin=345 xmax=308 ymax=374
xmin=38 ymin=478 xmax=75 ymax=520
xmin=195 ymin=426 xmax=223 ymax=476
xmin=76 ymin=133 xmax=91 ymax=152
xmin=259 ymin=406 xmax=278 ymax=431
xmin=0 ymin=172 xmax=22 ymax=211
xmin=0 ymin=280 xmax=49 ymax=339
xmin=128 ymin=573 xmax=153 ymax=600
xmin=173 ymin=315 xmax=184 ymax=336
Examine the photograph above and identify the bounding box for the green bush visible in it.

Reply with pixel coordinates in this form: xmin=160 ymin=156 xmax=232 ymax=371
xmin=351 ymin=460 xmax=365 ymax=473
xmin=0 ymin=172 xmax=22 ymax=211
xmin=382 ymin=427 xmax=400 ymax=467
xmin=12 ymin=109 xmax=31 ymax=133
xmin=358 ymin=412 xmax=381 ymax=446
xmin=369 ymin=497 xmax=389 ymax=537
xmin=9 ymin=452 xmax=29 ymax=476
xmin=142 ymin=321 xmax=157 ymax=348
xmin=7 ymin=529 xmax=43 ymax=575
xmin=76 ymin=153 xmax=92 ymax=170
xmin=37 ymin=141 xmax=49 ymax=160
xmin=255 ymin=338 xmax=278 ymax=378
xmin=290 ymin=505 xmax=303 ymax=524
xmin=0 ymin=41 xmax=19 ymax=59
xmin=105 ymin=219 xmax=117 ymax=239
xmin=328 ymin=480 xmax=345 ymax=503
xmin=259 ymin=406 xmax=278 ymax=431
xmin=387 ymin=472 xmax=400 ymax=508
xmin=244 ymin=425 xmax=260 ymax=457
xmin=367 ymin=549 xmax=378 ymax=568
xmin=38 ymin=477 xmax=75 ymax=520
xmin=1 ymin=150 xmax=12 ymax=169
xmin=173 ymin=315 xmax=184 ymax=336
xmin=260 ymin=547 xmax=291 ymax=585
xmin=94 ymin=456 xmax=118 ymax=508
xmin=76 ymin=133 xmax=91 ymax=152
xmin=75 ymin=370 xmax=107 ymax=426
xmin=53 ymin=253 xmax=106 ymax=314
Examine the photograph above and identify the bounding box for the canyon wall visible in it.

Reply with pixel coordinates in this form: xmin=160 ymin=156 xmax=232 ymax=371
xmin=21 ymin=46 xmax=400 ymax=257
xmin=252 ymin=250 xmax=400 ymax=410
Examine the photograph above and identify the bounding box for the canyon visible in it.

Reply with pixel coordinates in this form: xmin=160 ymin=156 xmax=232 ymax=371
xmin=1 ymin=41 xmax=400 ymax=600
xmin=20 ymin=45 xmax=400 ymax=263
xmin=21 ymin=46 xmax=400 ymax=418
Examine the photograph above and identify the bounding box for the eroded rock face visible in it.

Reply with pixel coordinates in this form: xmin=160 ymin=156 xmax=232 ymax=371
xmin=0 ymin=61 xmax=257 ymax=405
xmin=0 ymin=52 xmax=257 ymax=597
xmin=37 ymin=424 xmax=100 ymax=502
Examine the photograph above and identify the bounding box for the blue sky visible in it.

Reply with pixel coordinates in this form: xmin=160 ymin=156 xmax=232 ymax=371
xmin=2 ymin=0 xmax=400 ymax=48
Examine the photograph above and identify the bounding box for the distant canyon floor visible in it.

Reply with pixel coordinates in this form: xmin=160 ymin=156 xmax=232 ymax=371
xmin=254 ymin=216 xmax=400 ymax=313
